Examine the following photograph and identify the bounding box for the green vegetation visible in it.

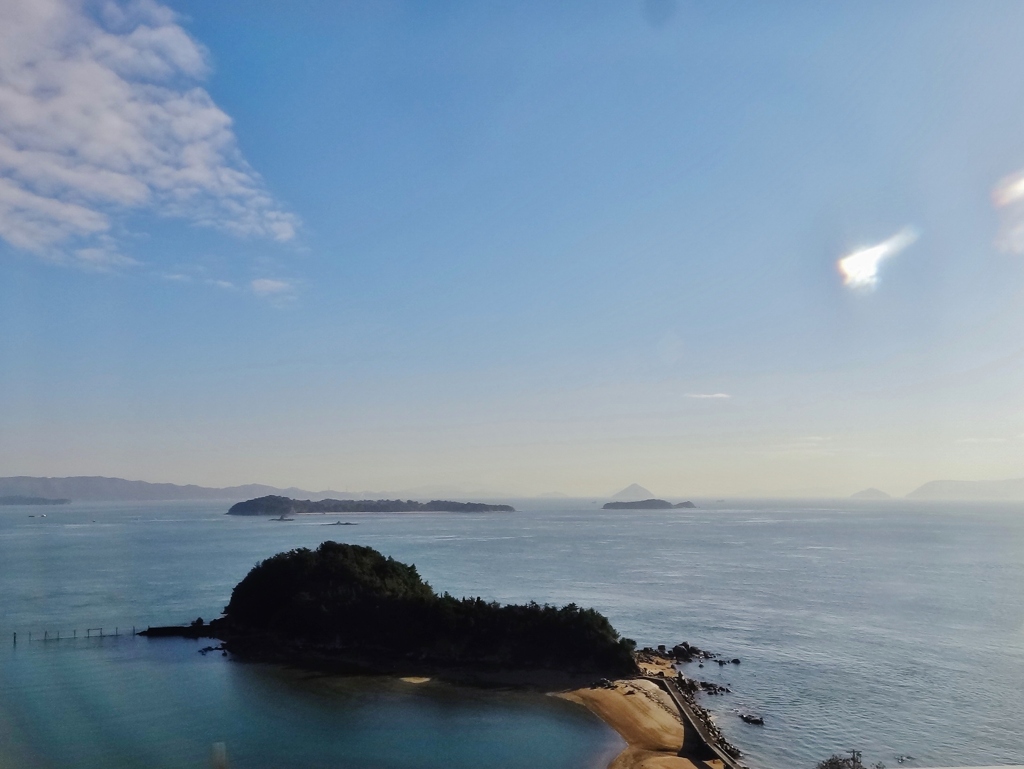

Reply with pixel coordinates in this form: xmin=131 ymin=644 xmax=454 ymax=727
xmin=227 ymin=495 xmax=515 ymax=515
xmin=224 ymin=541 xmax=636 ymax=675
xmin=602 ymin=499 xmax=696 ymax=509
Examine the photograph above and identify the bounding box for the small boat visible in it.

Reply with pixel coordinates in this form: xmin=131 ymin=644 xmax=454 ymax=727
xmin=272 ymin=515 xmax=294 ymax=521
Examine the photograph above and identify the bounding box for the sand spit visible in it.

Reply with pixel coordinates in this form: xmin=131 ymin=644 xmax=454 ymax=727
xmin=559 ymin=678 xmax=725 ymax=769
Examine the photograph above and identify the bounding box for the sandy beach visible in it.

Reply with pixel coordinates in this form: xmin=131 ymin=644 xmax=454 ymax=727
xmin=559 ymin=677 xmax=726 ymax=769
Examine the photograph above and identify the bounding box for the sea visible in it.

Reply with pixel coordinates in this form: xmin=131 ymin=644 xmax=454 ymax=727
xmin=1 ymin=499 xmax=1022 ymax=769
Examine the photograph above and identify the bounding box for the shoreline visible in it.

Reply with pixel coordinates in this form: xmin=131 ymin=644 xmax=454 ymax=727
xmin=559 ymin=652 xmax=741 ymax=769
xmin=141 ymin=625 xmax=745 ymax=769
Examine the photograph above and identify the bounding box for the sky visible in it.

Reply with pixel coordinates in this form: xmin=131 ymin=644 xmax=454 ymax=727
xmin=4 ymin=0 xmax=1024 ymax=497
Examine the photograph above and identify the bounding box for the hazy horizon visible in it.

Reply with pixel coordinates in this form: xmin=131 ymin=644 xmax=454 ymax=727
xmin=5 ymin=1 xmax=1024 ymax=498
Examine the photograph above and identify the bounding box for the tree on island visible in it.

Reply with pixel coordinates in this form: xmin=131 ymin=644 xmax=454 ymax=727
xmin=223 ymin=541 xmax=637 ymax=676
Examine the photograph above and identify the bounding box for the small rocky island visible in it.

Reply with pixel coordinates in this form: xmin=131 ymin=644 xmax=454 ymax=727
xmin=0 ymin=495 xmax=70 ymax=506
xmin=603 ymin=499 xmax=696 ymax=510
xmin=143 ymin=542 xmax=635 ymax=684
xmin=228 ymin=495 xmax=515 ymax=516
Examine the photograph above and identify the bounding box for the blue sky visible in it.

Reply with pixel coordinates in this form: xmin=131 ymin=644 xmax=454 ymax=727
xmin=3 ymin=0 xmax=1024 ymax=496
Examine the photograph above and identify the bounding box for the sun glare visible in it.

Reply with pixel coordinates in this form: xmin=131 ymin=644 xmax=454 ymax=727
xmin=837 ymin=227 xmax=918 ymax=289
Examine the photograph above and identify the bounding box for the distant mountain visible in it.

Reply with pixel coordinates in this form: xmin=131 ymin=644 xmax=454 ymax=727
xmin=0 ymin=476 xmax=352 ymax=502
xmin=850 ymin=488 xmax=891 ymax=500
xmin=906 ymin=478 xmax=1024 ymax=500
xmin=610 ymin=483 xmax=654 ymax=501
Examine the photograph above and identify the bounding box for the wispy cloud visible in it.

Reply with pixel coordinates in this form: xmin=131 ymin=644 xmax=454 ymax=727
xmin=249 ymin=277 xmax=296 ymax=306
xmin=837 ymin=227 xmax=918 ymax=289
xmin=0 ymin=0 xmax=297 ymax=263
xmin=73 ymin=244 xmax=138 ymax=271
xmin=769 ymin=435 xmax=840 ymax=455
xmin=686 ymin=393 xmax=731 ymax=399
xmin=250 ymin=278 xmax=294 ymax=297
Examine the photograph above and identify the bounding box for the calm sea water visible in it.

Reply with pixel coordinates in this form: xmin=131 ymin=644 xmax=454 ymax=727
xmin=1 ymin=500 xmax=1022 ymax=769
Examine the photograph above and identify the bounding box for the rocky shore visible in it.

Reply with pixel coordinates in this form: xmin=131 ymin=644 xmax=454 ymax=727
xmin=559 ymin=638 xmax=762 ymax=769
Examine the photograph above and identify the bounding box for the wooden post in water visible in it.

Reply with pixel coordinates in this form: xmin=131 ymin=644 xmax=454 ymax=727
xmin=44 ymin=631 xmax=47 ymax=641
xmin=73 ymin=629 xmax=76 ymax=639
xmin=211 ymin=741 xmax=228 ymax=769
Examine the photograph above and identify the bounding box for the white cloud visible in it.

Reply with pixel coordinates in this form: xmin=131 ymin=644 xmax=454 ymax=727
xmin=73 ymin=245 xmax=137 ymax=270
xmin=250 ymin=278 xmax=293 ymax=296
xmin=686 ymin=393 xmax=731 ymax=399
xmin=0 ymin=0 xmax=297 ymax=262
xmin=837 ymin=227 xmax=918 ymax=289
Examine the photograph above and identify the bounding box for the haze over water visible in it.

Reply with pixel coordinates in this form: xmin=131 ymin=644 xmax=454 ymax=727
xmin=1 ymin=500 xmax=1021 ymax=769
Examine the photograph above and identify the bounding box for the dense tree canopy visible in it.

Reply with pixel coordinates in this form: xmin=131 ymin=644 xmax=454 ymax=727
xmin=225 ymin=542 xmax=637 ymax=675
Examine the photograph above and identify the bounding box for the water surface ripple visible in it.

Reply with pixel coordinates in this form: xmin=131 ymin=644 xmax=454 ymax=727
xmin=1 ymin=500 xmax=1021 ymax=769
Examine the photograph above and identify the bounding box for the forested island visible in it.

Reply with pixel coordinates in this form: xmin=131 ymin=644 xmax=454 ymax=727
xmin=603 ymin=499 xmax=696 ymax=510
xmin=143 ymin=542 xmax=636 ymax=684
xmin=0 ymin=495 xmax=70 ymax=506
xmin=228 ymin=495 xmax=515 ymax=516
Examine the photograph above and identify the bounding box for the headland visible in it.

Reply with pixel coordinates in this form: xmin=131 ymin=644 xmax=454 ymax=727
xmin=140 ymin=542 xmax=745 ymax=769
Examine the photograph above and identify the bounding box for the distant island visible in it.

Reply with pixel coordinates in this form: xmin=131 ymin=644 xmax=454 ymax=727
xmin=0 ymin=495 xmax=70 ymax=506
xmin=228 ymin=495 xmax=515 ymax=516
xmin=142 ymin=541 xmax=635 ymax=684
xmin=850 ymin=488 xmax=891 ymax=500
xmin=603 ymin=499 xmax=696 ymax=510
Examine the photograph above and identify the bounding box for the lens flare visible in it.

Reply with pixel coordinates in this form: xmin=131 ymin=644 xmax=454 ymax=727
xmin=837 ymin=227 xmax=918 ymax=289
xmin=992 ymin=170 xmax=1024 ymax=252
xmin=993 ymin=171 xmax=1024 ymax=208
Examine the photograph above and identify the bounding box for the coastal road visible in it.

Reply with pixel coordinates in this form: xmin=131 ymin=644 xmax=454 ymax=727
xmin=644 ymin=676 xmax=746 ymax=769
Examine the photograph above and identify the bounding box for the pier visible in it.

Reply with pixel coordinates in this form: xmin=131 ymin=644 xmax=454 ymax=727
xmin=13 ymin=626 xmax=136 ymax=644
xmin=644 ymin=674 xmax=746 ymax=769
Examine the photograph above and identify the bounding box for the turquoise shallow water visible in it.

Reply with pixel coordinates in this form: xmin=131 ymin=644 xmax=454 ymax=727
xmin=1 ymin=500 xmax=1022 ymax=769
